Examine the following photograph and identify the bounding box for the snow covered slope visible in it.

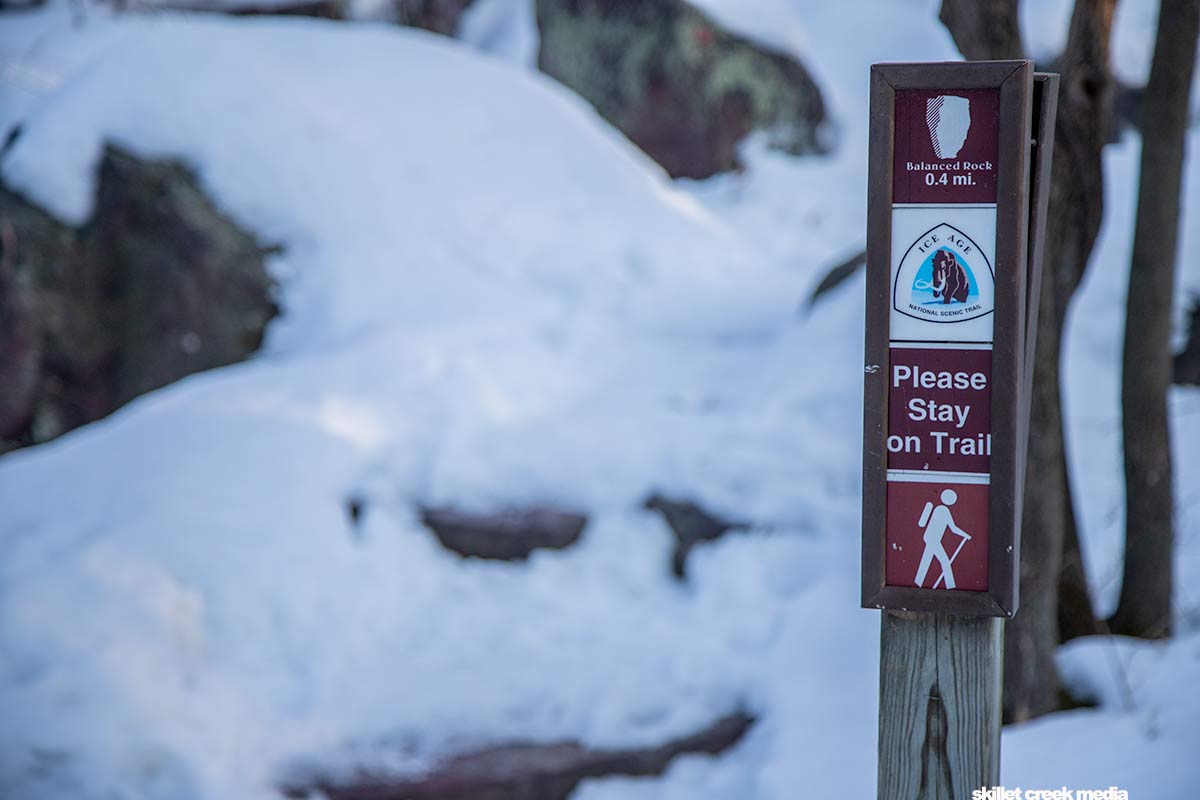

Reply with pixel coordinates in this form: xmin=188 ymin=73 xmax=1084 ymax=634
xmin=0 ymin=2 xmax=1198 ymax=800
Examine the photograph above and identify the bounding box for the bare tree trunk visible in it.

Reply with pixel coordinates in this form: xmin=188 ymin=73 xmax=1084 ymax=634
xmin=1058 ymin=505 xmax=1101 ymax=641
xmin=939 ymin=0 xmax=1025 ymax=60
xmin=1110 ymin=0 xmax=1200 ymax=640
xmin=939 ymin=0 xmax=1115 ymax=722
xmin=1008 ymin=0 xmax=1116 ymax=723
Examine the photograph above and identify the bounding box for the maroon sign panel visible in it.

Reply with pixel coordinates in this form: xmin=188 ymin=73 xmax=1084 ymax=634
xmin=886 ymin=347 xmax=992 ymax=474
xmin=893 ymin=88 xmax=999 ymax=204
xmin=864 ymin=60 xmax=1037 ymax=618
xmin=886 ymin=481 xmax=989 ymax=592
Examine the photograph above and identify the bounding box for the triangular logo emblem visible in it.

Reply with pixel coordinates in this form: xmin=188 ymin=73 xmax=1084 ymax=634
xmin=893 ymin=223 xmax=994 ymax=324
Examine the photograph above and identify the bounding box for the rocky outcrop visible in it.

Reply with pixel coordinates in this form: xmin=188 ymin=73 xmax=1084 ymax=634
xmin=0 ymin=144 xmax=278 ymax=454
xmin=140 ymin=0 xmax=831 ymax=180
xmin=224 ymin=0 xmax=347 ymax=19
xmin=535 ymin=0 xmax=830 ymax=178
xmin=419 ymin=506 xmax=588 ymax=560
xmin=389 ymin=0 xmax=477 ymax=34
xmin=643 ymin=493 xmax=748 ymax=579
xmin=204 ymin=0 xmax=477 ymax=32
xmin=281 ymin=710 xmax=754 ymax=800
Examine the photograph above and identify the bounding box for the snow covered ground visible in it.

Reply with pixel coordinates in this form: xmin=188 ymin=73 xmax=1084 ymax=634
xmin=0 ymin=1 xmax=1197 ymax=799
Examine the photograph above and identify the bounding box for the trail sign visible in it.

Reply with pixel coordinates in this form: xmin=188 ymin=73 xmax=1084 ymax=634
xmin=863 ymin=60 xmax=1044 ymax=618
xmin=863 ymin=61 xmax=1058 ymax=800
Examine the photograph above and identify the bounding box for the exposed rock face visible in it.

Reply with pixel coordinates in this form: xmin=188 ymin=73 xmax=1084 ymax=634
xmin=160 ymin=0 xmax=477 ymax=31
xmin=390 ymin=0 xmax=477 ymax=34
xmin=419 ymin=506 xmax=588 ymax=560
xmin=138 ymin=1 xmax=830 ymax=180
xmin=535 ymin=0 xmax=830 ymax=178
xmin=643 ymin=493 xmax=748 ymax=579
xmin=0 ymin=144 xmax=278 ymax=454
xmin=282 ymin=710 xmax=754 ymax=800
xmin=225 ymin=0 xmax=348 ymax=19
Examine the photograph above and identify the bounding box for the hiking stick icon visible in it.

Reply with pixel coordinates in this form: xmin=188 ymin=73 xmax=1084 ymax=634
xmin=914 ymin=489 xmax=973 ymax=590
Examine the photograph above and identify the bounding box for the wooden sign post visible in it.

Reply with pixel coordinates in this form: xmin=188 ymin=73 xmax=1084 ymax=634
xmin=862 ymin=61 xmax=1057 ymax=799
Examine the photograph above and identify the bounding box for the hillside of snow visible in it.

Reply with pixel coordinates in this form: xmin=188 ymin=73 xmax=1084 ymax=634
xmin=1 ymin=2 xmax=1198 ymax=799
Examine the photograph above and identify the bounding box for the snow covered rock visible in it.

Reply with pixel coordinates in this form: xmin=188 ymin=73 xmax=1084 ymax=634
xmin=642 ymin=494 xmax=747 ymax=579
xmin=140 ymin=0 xmax=830 ymax=180
xmin=224 ymin=0 xmax=348 ymax=19
xmin=218 ymin=0 xmax=477 ymax=30
xmin=419 ymin=506 xmax=588 ymax=560
xmin=0 ymin=144 xmax=278 ymax=452
xmin=534 ymin=0 xmax=831 ymax=178
xmin=388 ymin=0 xmax=478 ymax=34
xmin=280 ymin=711 xmax=754 ymax=800
xmin=0 ymin=14 xmax=798 ymax=798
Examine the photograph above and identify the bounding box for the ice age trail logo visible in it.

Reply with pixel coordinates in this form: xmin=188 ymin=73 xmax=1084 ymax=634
xmin=914 ymin=249 xmax=976 ymax=306
xmin=926 ymin=95 xmax=971 ymax=159
xmin=894 ymin=223 xmax=994 ymax=324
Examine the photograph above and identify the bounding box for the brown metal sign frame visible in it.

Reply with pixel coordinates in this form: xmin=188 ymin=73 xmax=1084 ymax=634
xmin=1016 ymin=72 xmax=1060 ymax=540
xmin=862 ymin=61 xmax=1033 ymax=617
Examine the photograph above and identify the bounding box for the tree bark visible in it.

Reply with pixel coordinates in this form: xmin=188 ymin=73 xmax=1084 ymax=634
xmin=1110 ymin=0 xmax=1200 ymax=639
xmin=1058 ymin=504 xmax=1102 ymax=641
xmin=1007 ymin=0 xmax=1116 ymax=722
xmin=939 ymin=0 xmax=1025 ymax=61
xmin=939 ymin=0 xmax=1115 ymax=721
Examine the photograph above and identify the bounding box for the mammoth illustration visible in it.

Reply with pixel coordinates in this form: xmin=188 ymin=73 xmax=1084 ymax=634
xmin=931 ymin=249 xmax=970 ymax=304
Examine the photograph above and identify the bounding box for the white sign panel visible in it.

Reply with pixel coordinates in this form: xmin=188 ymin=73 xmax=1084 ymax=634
xmin=889 ymin=205 xmax=997 ymax=343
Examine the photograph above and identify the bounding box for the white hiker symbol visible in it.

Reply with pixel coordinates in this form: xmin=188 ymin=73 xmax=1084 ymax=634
xmin=914 ymin=489 xmax=973 ymax=589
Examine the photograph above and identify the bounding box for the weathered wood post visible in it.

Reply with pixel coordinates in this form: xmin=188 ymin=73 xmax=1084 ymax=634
xmin=861 ymin=62 xmax=1057 ymax=799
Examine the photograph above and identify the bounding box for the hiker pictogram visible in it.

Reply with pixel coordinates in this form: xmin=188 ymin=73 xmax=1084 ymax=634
xmin=914 ymin=489 xmax=972 ymax=589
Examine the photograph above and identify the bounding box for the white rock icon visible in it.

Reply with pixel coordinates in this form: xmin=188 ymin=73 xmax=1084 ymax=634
xmin=926 ymin=95 xmax=971 ymax=159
